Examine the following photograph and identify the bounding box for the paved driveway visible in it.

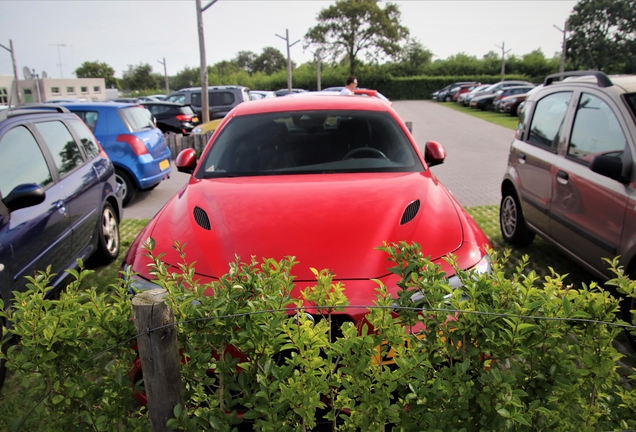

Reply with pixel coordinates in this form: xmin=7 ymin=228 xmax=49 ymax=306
xmin=123 ymin=101 xmax=515 ymax=219
xmin=392 ymin=101 xmax=515 ymax=208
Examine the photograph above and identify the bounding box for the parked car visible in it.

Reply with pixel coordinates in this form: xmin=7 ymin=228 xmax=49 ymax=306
xmin=322 ymin=87 xmax=392 ymax=105
xmin=59 ymin=102 xmax=172 ymax=206
xmin=436 ymin=82 xmax=480 ymax=102
xmin=111 ymin=97 xmax=140 ymax=103
xmin=492 ymin=85 xmax=535 ymax=111
xmin=0 ymin=105 xmax=123 ymax=386
xmin=139 ymin=95 xmax=166 ymax=102
xmin=499 ymin=70 xmax=636 ymax=328
xmin=165 ymin=85 xmax=251 ymax=120
xmin=250 ymin=90 xmax=277 ymax=99
xmin=468 ymin=80 xmax=533 ymax=107
xmin=459 ymin=84 xmax=491 ymax=106
xmin=274 ymin=88 xmax=308 ymax=97
xmin=141 ymin=101 xmax=199 ymax=135
xmin=499 ymin=93 xmax=531 ymax=116
xmin=123 ymin=93 xmax=493 ymax=404
xmin=470 ymin=93 xmax=498 ymax=110
xmin=452 ymin=84 xmax=480 ymax=102
xmin=191 ymin=118 xmax=222 ymax=135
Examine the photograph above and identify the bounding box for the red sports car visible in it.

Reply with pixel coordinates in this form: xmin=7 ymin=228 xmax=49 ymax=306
xmin=123 ymin=94 xmax=491 ymax=399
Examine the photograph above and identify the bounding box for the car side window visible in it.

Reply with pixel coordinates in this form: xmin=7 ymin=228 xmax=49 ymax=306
xmin=72 ymin=110 xmax=99 ymax=133
xmin=210 ymin=92 xmax=235 ymax=106
xmin=527 ymin=92 xmax=572 ymax=151
xmin=35 ymin=121 xmax=85 ymax=179
xmin=0 ymin=126 xmax=53 ymax=196
xmin=68 ymin=118 xmax=100 ymax=159
xmin=190 ymin=93 xmax=201 ymax=107
xmin=567 ymin=93 xmax=626 ymax=163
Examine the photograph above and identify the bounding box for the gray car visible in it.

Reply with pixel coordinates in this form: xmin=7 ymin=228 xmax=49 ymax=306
xmin=499 ymin=70 xmax=636 ymax=328
xmin=165 ymin=85 xmax=251 ymax=120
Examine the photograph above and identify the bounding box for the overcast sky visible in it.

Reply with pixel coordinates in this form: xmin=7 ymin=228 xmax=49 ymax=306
xmin=0 ymin=0 xmax=577 ymax=80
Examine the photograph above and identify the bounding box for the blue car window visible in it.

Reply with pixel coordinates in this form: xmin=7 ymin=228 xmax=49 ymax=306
xmin=0 ymin=125 xmax=52 ymax=196
xmin=71 ymin=110 xmax=99 ymax=133
xmin=35 ymin=120 xmax=84 ymax=179
xmin=68 ymin=118 xmax=100 ymax=159
xmin=118 ymin=107 xmax=154 ymax=132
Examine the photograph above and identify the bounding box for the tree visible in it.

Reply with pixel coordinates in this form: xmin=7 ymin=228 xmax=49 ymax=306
xmin=305 ymin=0 xmax=409 ymax=75
xmin=120 ymin=63 xmax=160 ymax=91
xmin=75 ymin=61 xmax=118 ymax=89
xmin=171 ymin=66 xmax=200 ymax=90
xmin=235 ymin=51 xmax=257 ymax=74
xmin=388 ymin=38 xmax=433 ymax=76
xmin=252 ymin=47 xmax=287 ymax=75
xmin=567 ymin=0 xmax=636 ymax=73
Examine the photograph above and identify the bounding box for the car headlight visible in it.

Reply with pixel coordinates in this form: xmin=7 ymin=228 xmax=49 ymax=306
xmin=192 ymin=127 xmax=202 ymax=134
xmin=407 ymin=254 xmax=492 ymax=303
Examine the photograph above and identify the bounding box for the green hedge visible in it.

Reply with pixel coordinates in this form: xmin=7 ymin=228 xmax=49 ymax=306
xmin=2 ymin=244 xmax=635 ymax=431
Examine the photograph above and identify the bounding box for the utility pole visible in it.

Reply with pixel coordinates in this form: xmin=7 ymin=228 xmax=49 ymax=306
xmin=196 ymin=0 xmax=218 ymax=124
xmin=50 ymin=43 xmax=66 ymax=78
xmin=495 ymin=41 xmax=511 ymax=82
xmin=0 ymin=39 xmax=22 ymax=105
xmin=313 ymin=49 xmax=322 ymax=91
xmin=157 ymin=57 xmax=169 ymax=94
xmin=554 ymin=20 xmax=568 ymax=75
xmin=276 ymin=29 xmax=300 ymax=95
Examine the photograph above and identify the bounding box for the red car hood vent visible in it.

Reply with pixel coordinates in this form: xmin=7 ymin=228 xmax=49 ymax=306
xmin=155 ymin=173 xmax=463 ymax=280
xmin=193 ymin=206 xmax=211 ymax=230
xmin=400 ymin=200 xmax=420 ymax=225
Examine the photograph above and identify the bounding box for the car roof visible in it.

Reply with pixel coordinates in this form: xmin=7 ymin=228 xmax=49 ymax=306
xmin=139 ymin=101 xmax=187 ymax=107
xmin=0 ymin=105 xmax=72 ymax=122
xmin=230 ymin=93 xmax=390 ymax=116
xmin=172 ymin=85 xmax=248 ymax=93
xmin=58 ymin=102 xmax=140 ymax=109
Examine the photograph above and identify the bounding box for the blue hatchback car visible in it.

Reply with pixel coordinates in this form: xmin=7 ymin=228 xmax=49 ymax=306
xmin=0 ymin=106 xmax=123 ymax=385
xmin=60 ymin=103 xmax=172 ymax=206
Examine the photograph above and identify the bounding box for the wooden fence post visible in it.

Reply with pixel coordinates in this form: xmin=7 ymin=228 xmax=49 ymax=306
xmin=132 ymin=289 xmax=184 ymax=431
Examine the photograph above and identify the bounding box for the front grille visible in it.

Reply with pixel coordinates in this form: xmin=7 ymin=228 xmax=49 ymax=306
xmin=400 ymin=200 xmax=420 ymax=225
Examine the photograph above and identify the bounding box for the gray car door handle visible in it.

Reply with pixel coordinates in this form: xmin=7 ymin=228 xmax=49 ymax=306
xmin=557 ymin=170 xmax=569 ymax=184
xmin=55 ymin=200 xmax=67 ymax=216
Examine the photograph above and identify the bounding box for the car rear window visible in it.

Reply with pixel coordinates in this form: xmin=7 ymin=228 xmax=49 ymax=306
xmin=165 ymin=94 xmax=186 ymax=104
xmin=198 ymin=110 xmax=423 ymax=178
xmin=118 ymin=106 xmax=154 ymax=132
xmin=180 ymin=106 xmax=195 ymax=115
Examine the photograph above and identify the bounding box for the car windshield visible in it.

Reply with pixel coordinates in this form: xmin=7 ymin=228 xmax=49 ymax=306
xmin=118 ymin=107 xmax=155 ymax=132
xmin=197 ymin=110 xmax=423 ymax=178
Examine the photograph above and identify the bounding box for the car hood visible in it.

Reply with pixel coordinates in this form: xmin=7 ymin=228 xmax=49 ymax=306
xmin=143 ymin=172 xmax=464 ymax=281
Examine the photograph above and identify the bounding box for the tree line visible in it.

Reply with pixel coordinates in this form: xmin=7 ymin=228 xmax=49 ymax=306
xmin=75 ymin=0 xmax=635 ymax=93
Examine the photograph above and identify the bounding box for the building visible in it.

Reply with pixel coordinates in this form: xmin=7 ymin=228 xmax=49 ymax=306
xmin=0 ymin=75 xmax=107 ymax=104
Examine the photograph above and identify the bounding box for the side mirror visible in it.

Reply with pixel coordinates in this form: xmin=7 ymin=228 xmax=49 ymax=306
xmin=3 ymin=183 xmax=45 ymax=212
xmin=590 ymin=155 xmax=628 ymax=183
xmin=424 ymin=141 xmax=446 ymax=167
xmin=176 ymin=148 xmax=197 ymax=174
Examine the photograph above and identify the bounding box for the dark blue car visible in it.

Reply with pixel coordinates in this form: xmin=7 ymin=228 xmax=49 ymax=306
xmin=60 ymin=103 xmax=172 ymax=206
xmin=0 ymin=106 xmax=123 ymax=385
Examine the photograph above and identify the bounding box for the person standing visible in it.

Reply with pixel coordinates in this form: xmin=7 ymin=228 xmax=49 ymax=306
xmin=340 ymin=76 xmax=358 ymax=95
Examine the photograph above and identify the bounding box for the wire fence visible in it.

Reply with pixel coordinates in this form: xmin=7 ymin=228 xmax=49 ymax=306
xmin=15 ymin=304 xmax=636 ymax=431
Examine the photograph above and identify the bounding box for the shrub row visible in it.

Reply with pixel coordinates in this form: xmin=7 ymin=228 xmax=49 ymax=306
xmin=1 ymin=243 xmax=636 ymax=431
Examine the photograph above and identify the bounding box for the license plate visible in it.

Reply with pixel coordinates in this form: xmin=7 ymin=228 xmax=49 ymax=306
xmin=159 ymin=159 xmax=170 ymax=171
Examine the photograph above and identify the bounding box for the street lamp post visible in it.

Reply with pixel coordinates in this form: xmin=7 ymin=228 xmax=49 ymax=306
xmin=196 ymin=0 xmax=219 ymax=124
xmin=554 ymin=21 xmax=568 ymax=75
xmin=0 ymin=39 xmax=22 ymax=105
xmin=157 ymin=57 xmax=169 ymax=94
xmin=276 ymin=29 xmax=300 ymax=95
xmin=495 ymin=41 xmax=511 ymax=82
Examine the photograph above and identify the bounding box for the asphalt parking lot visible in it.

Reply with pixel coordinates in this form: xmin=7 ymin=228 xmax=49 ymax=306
xmin=123 ymin=100 xmax=516 ymax=219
